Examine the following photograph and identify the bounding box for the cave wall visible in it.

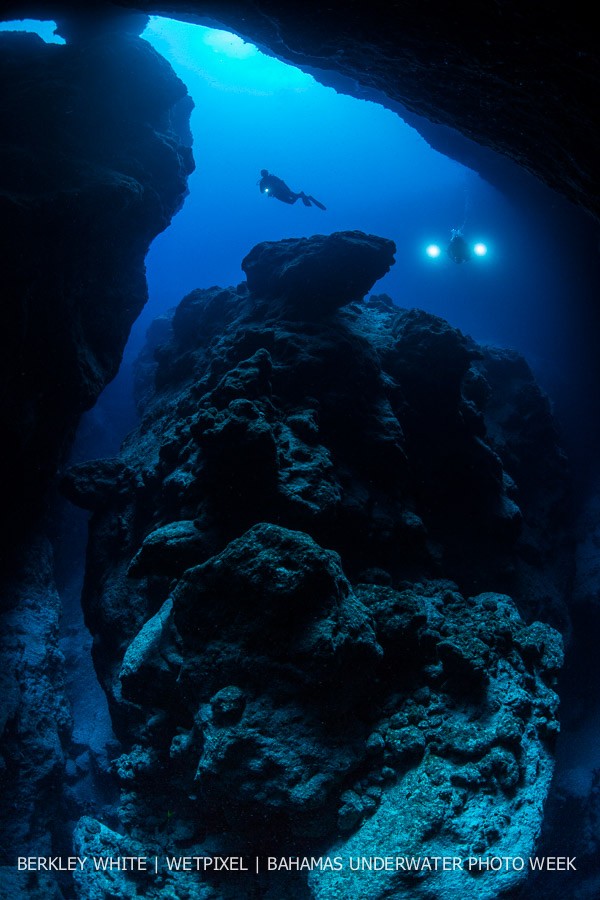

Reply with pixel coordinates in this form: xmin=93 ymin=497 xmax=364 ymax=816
xmin=0 ymin=25 xmax=194 ymax=565
xmin=0 ymin=537 xmax=71 ymax=892
xmin=0 ymin=23 xmax=194 ymax=883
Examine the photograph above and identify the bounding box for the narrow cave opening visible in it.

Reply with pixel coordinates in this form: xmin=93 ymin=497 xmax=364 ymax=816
xmin=90 ymin=15 xmax=600 ymax=480
xmin=2 ymin=12 xmax=600 ymax=899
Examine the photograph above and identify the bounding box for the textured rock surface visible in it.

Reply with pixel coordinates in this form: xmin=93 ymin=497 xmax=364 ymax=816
xmin=242 ymin=232 xmax=396 ymax=316
xmin=63 ymin=232 xmax=570 ymax=897
xmin=309 ymin=588 xmax=563 ymax=900
xmin=72 ymin=816 xmax=215 ymax=900
xmin=0 ymin=538 xmax=71 ymax=883
xmin=0 ymin=28 xmax=193 ymax=561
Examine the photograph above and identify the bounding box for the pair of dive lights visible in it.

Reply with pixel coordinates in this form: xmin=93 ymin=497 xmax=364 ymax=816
xmin=425 ymin=242 xmax=488 ymax=260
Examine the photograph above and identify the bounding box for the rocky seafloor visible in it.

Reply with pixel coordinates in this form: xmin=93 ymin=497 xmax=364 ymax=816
xmin=61 ymin=230 xmax=572 ymax=899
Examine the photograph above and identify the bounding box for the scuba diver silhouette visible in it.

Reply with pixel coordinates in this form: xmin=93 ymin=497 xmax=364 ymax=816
xmin=258 ymin=170 xmax=326 ymax=210
xmin=447 ymin=229 xmax=471 ymax=264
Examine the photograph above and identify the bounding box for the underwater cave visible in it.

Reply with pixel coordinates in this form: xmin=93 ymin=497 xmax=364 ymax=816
xmin=1 ymin=3 xmax=599 ymax=899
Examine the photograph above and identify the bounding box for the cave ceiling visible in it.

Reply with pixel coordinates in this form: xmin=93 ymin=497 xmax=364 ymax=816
xmin=2 ymin=0 xmax=599 ymax=226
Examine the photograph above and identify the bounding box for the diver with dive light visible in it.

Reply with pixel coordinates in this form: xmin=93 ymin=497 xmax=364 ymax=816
xmin=258 ymin=170 xmax=326 ymax=210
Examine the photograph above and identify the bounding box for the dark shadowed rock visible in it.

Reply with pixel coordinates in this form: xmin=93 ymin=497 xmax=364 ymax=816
xmin=0 ymin=538 xmax=71 ymax=876
xmin=127 ymin=519 xmax=210 ymax=576
xmin=172 ymin=522 xmax=381 ymax=672
xmin=63 ymin=233 xmax=572 ymax=895
xmin=242 ymin=231 xmax=396 ymax=316
xmin=60 ymin=458 xmax=137 ymax=511
xmin=0 ymin=30 xmax=194 ymax=562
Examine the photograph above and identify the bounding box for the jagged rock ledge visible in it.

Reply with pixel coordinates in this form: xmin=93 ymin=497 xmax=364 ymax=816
xmin=241 ymin=231 xmax=396 ymax=316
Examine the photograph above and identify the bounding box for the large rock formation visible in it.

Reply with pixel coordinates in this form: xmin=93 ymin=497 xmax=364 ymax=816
xmin=0 ymin=26 xmax=194 ymax=562
xmin=62 ymin=232 xmax=570 ymax=898
xmin=241 ymin=232 xmax=396 ymax=316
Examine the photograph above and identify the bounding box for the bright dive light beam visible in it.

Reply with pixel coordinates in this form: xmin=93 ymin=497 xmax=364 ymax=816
xmin=426 ymin=244 xmax=441 ymax=258
xmin=473 ymin=242 xmax=488 ymax=256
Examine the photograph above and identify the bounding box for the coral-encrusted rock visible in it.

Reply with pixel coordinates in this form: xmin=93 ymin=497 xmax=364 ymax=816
xmin=121 ymin=523 xmax=381 ymax=704
xmin=309 ymin=585 xmax=564 ymax=900
xmin=66 ymin=235 xmax=571 ymax=896
xmin=242 ymin=231 xmax=396 ymax=316
xmin=172 ymin=522 xmax=381 ymax=670
xmin=72 ymin=816 xmax=207 ymax=900
xmin=113 ymin=525 xmax=382 ymax=843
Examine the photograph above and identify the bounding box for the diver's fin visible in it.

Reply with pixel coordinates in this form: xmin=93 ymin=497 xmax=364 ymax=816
xmin=301 ymin=194 xmax=311 ymax=207
xmin=308 ymin=195 xmax=327 ymax=211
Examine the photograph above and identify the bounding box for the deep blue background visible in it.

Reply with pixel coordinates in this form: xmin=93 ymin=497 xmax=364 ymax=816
xmin=138 ymin=20 xmax=591 ymax=351
xmin=35 ymin=15 xmax=594 ymax=473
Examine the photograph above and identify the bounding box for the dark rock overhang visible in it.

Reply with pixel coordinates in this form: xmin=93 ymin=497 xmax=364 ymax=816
xmin=2 ymin=0 xmax=599 ymax=226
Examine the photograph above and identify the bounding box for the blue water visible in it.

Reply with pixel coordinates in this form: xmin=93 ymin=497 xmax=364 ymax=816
xmin=130 ymin=18 xmax=598 ymax=454
xmin=140 ymin=18 xmax=529 ymax=345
